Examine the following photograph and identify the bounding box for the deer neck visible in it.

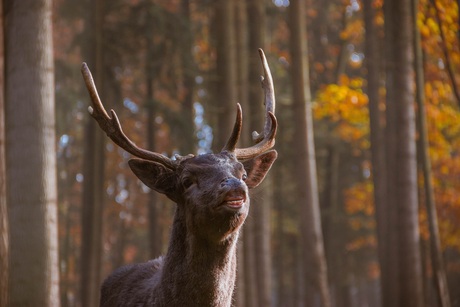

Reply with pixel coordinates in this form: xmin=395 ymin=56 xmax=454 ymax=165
xmin=159 ymin=211 xmax=239 ymax=306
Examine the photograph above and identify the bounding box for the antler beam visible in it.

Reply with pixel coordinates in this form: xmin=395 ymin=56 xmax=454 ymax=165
xmin=223 ymin=49 xmax=277 ymax=160
xmin=81 ymin=63 xmax=176 ymax=170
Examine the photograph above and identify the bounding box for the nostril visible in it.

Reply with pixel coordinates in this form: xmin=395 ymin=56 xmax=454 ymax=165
xmin=221 ymin=177 xmax=243 ymax=188
xmin=220 ymin=178 xmax=231 ymax=188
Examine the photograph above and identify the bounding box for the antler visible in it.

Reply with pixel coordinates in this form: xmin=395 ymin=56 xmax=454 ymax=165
xmin=81 ymin=63 xmax=177 ymax=170
xmin=222 ymin=49 xmax=277 ymax=160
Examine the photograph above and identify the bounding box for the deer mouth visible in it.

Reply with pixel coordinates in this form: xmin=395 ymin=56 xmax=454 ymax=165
xmin=221 ymin=191 xmax=246 ymax=210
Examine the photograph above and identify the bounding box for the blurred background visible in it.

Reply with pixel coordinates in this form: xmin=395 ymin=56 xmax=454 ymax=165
xmin=1 ymin=0 xmax=460 ymax=306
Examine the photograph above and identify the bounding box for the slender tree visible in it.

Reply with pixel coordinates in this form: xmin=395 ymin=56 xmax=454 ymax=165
xmin=288 ymin=0 xmax=331 ymax=306
xmin=0 ymin=1 xmax=8 ymax=305
xmin=387 ymin=0 xmax=424 ymax=305
xmin=362 ymin=1 xmax=389 ymax=307
xmin=412 ymin=0 xmax=451 ymax=305
xmin=234 ymin=0 xmax=249 ymax=305
xmin=180 ymin=0 xmax=197 ymax=154
xmin=383 ymin=0 xmax=400 ymax=305
xmin=321 ymin=146 xmax=354 ymax=307
xmin=80 ymin=0 xmax=105 ymax=306
xmin=145 ymin=0 xmax=163 ymax=259
xmin=4 ymin=0 xmax=60 ymax=305
xmin=213 ymin=0 xmax=237 ymax=151
xmin=429 ymin=0 xmax=460 ymax=107
xmin=246 ymin=1 xmax=273 ymax=306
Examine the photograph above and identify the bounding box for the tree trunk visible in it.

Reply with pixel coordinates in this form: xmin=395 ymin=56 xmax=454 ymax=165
xmin=80 ymin=0 xmax=105 ymax=306
xmin=362 ymin=1 xmax=389 ymax=307
xmin=383 ymin=0 xmax=400 ymax=305
xmin=213 ymin=0 xmax=237 ymax=151
xmin=246 ymin=1 xmax=272 ymax=306
xmin=274 ymin=154 xmax=287 ymax=307
xmin=234 ymin=1 xmax=248 ymax=305
xmin=180 ymin=0 xmax=196 ymax=154
xmin=145 ymin=4 xmax=164 ymax=258
xmin=392 ymin=0 xmax=424 ymax=305
xmin=0 ymin=1 xmax=8 ymax=305
xmin=4 ymin=0 xmax=60 ymax=305
xmin=112 ymin=214 xmax=127 ymax=269
xmin=322 ymin=146 xmax=350 ymax=307
xmin=60 ymin=176 xmax=73 ymax=307
xmin=412 ymin=0 xmax=451 ymax=305
xmin=288 ymin=0 xmax=332 ymax=306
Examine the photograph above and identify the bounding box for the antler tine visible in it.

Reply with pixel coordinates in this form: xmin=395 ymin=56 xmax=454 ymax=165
xmin=232 ymin=49 xmax=277 ymax=160
xmin=81 ymin=63 xmax=176 ymax=170
xmin=222 ymin=103 xmax=243 ymax=153
xmin=252 ymin=48 xmax=276 ymax=143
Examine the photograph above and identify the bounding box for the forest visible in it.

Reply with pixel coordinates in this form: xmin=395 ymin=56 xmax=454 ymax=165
xmin=1 ymin=0 xmax=460 ymax=306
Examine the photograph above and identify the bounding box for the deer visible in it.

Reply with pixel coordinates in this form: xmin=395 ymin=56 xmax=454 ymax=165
xmin=81 ymin=49 xmax=277 ymax=307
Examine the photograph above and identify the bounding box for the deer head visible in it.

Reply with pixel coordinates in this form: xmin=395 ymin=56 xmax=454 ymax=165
xmin=82 ymin=49 xmax=277 ymax=243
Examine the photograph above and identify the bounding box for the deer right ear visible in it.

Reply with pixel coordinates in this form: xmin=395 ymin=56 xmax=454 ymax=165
xmin=242 ymin=150 xmax=278 ymax=189
xmin=128 ymin=158 xmax=178 ymax=202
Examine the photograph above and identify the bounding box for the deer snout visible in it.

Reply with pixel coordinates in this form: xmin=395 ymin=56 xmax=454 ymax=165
xmin=220 ymin=178 xmax=247 ymax=211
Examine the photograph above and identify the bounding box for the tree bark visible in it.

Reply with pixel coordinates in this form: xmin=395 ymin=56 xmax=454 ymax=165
xmin=246 ymin=1 xmax=272 ymax=306
xmin=392 ymin=0 xmax=424 ymax=306
xmin=288 ymin=0 xmax=332 ymax=306
xmin=234 ymin=1 xmax=248 ymax=305
xmin=80 ymin=0 xmax=105 ymax=306
xmin=412 ymin=0 xmax=451 ymax=305
xmin=383 ymin=0 xmax=400 ymax=305
xmin=213 ymin=0 xmax=237 ymax=151
xmin=145 ymin=2 xmax=163 ymax=258
xmin=180 ymin=0 xmax=196 ymax=154
xmin=0 ymin=1 xmax=8 ymax=305
xmin=4 ymin=0 xmax=60 ymax=305
xmin=274 ymin=154 xmax=287 ymax=306
xmin=362 ymin=2 xmax=389 ymax=307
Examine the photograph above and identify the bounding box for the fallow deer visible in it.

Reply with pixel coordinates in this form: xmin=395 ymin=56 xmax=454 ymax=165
xmin=81 ymin=49 xmax=277 ymax=307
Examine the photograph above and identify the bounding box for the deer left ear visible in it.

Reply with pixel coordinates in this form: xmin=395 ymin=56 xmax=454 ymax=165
xmin=128 ymin=158 xmax=178 ymax=202
xmin=242 ymin=150 xmax=277 ymax=189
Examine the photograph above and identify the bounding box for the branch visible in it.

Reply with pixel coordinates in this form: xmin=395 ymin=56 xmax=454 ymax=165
xmin=430 ymin=0 xmax=460 ymax=108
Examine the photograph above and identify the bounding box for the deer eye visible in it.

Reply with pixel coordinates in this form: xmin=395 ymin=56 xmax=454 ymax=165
xmin=182 ymin=177 xmax=194 ymax=189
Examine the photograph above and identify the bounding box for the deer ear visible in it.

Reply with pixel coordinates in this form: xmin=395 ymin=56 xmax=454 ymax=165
xmin=128 ymin=158 xmax=178 ymax=202
xmin=242 ymin=150 xmax=277 ymax=189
